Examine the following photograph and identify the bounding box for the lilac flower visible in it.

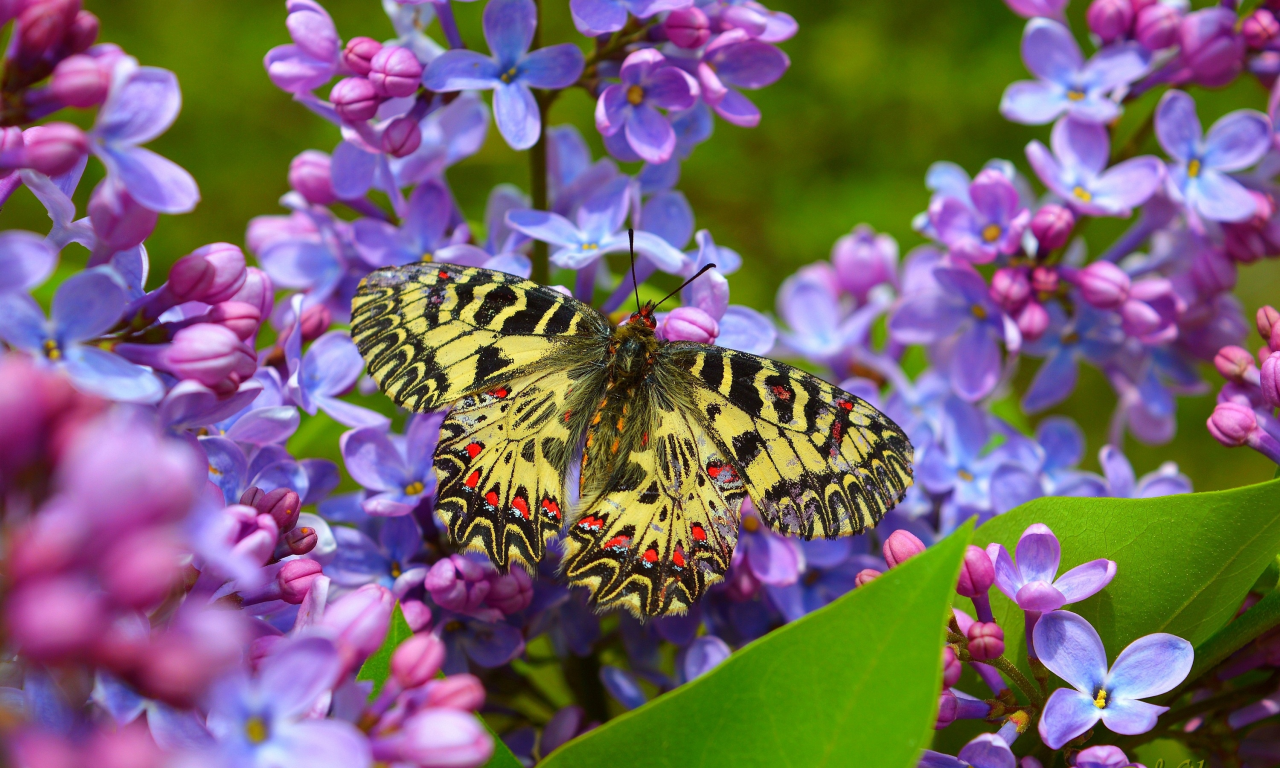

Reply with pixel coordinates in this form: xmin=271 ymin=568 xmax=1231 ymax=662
xmin=987 ymin=524 xmax=1116 ymax=615
xmin=506 ymin=176 xmax=688 ymax=274
xmin=570 ymin=0 xmax=691 ymax=36
xmin=831 ymin=224 xmax=898 ymax=303
xmin=928 ymin=168 xmax=1030 ymax=264
xmin=264 ymin=0 xmax=341 ymax=95
xmin=1022 ymin=302 xmax=1125 ymax=413
xmin=327 ymin=515 xmax=428 ymax=598
xmin=1034 ymin=610 xmax=1193 ymax=749
xmin=209 ymin=369 xmax=302 ymax=447
xmin=201 ymin=437 xmax=311 ymax=506
xmin=1027 ymin=117 xmax=1164 ymax=217
xmin=0 ymin=267 xmax=163 ymax=403
xmin=889 ymin=267 xmax=1020 ymax=402
xmin=679 ymin=635 xmax=731 ymax=682
xmin=160 ymin=378 xmax=266 ymax=434
xmin=434 ymin=612 xmax=526 ymax=674
xmin=89 ymin=59 xmax=199 ymax=214
xmin=776 ymin=263 xmax=886 ymax=372
xmin=423 ymin=0 xmax=585 ymax=150
xmin=251 ymin=207 xmax=369 ymax=321
xmin=389 ymin=94 xmax=490 ymax=190
xmin=918 ymin=733 xmax=1016 ymax=768
xmin=287 ymin=330 xmax=389 ymax=429
xmin=205 ymin=636 xmax=371 ymax=767
xmin=352 ymin=179 xmax=456 ymax=268
xmin=1155 ymin=89 xmax=1272 ymax=223
xmin=674 ymin=230 xmax=775 ymax=354
xmin=765 ymin=537 xmax=881 ymax=622
xmin=703 ymin=1 xmax=797 ymax=43
xmin=1001 ymin=19 xmax=1147 ymax=125
xmin=0 ymin=230 xmax=55 ymax=294
xmin=1001 ymin=0 xmax=1067 ymax=20
xmin=596 ymin=49 xmax=700 ymax=164
xmin=1097 ymin=444 xmax=1191 ymax=497
xmin=917 ymin=397 xmax=1026 ymax=527
xmin=736 ymin=500 xmax=803 ymax=588
xmin=686 ymin=29 xmax=789 ymax=128
xmin=340 ymin=414 xmax=442 ymax=516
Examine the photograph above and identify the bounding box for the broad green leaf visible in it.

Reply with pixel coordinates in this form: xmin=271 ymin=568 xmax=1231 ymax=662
xmin=542 ymin=521 xmax=974 ymax=768
xmin=481 ymin=721 xmax=526 ymax=768
xmin=974 ymin=479 xmax=1280 ymax=670
xmin=356 ymin=602 xmax=414 ymax=697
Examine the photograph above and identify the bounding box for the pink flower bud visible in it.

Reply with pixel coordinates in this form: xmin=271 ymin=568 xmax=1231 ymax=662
xmin=206 ymin=301 xmax=261 ymax=342
xmin=956 ymin=545 xmax=995 ymax=598
xmin=64 ymin=8 xmax=96 ymax=54
xmin=832 ymin=224 xmax=898 ymax=302
xmin=282 ymin=526 xmax=317 ymax=557
xmin=299 ymin=302 xmax=332 ymax=343
xmin=401 ymin=599 xmax=431 ymax=631
xmin=1030 ymin=204 xmax=1074 ymax=252
xmin=278 ymin=558 xmax=323 ymax=604
xmin=1244 ymin=9 xmax=1279 ymax=49
xmin=1016 ymin=300 xmax=1050 ymax=342
xmin=1030 ymin=266 xmax=1059 ymax=294
xmin=1262 ymin=353 xmax=1280 ymax=410
xmin=485 ymin=567 xmax=533 ymax=615
xmin=1136 ymin=3 xmax=1181 ymax=50
xmin=330 ymin=76 xmax=380 ymax=123
xmin=7 ymin=576 xmax=107 ymax=662
xmin=168 ymin=243 xmax=248 ymax=304
xmin=660 ymin=306 xmax=719 ymax=344
xmin=288 ymin=149 xmax=338 ymax=205
xmin=1180 ymin=8 xmax=1244 ymax=88
xmin=342 ymin=36 xmax=382 ymax=76
xmin=423 ymin=673 xmax=486 ymax=711
xmin=1215 ymin=346 xmax=1257 ymax=383
xmin=935 ymin=690 xmax=957 ymax=730
xmin=1072 ymin=261 xmax=1130 ymax=309
xmin=391 ymin=633 xmax=446 ymax=689
xmin=50 ymin=53 xmax=106 ymax=107
xmin=372 ymin=709 xmax=493 ymax=767
xmin=161 ymin=324 xmax=257 ymax=388
xmin=99 ymin=529 xmax=182 ymax=609
xmin=665 ymin=7 xmax=711 ymax=49
xmin=1258 ymin=306 xmax=1280 ymax=345
xmin=228 ymin=267 xmax=274 ymax=322
xmin=966 ymin=622 xmax=1005 ymax=661
xmin=1087 ymin=0 xmax=1134 ymax=44
xmin=1207 ymin=401 xmax=1258 ymax=447
xmin=369 ymin=45 xmax=422 ymax=99
xmin=854 ymin=568 xmax=880 ymax=587
xmin=1190 ymin=248 xmax=1236 ymax=296
xmin=14 ymin=0 xmax=77 ymax=68
xmin=88 ymin=179 xmax=157 ymax=252
xmin=883 ymin=529 xmax=925 ymax=568
xmin=382 ymin=116 xmax=422 ymax=158
xmin=320 ymin=584 xmax=394 ymax=669
xmin=990 ymin=268 xmax=1030 ymax=312
xmin=251 ymin=487 xmax=301 ymax=532
xmin=942 ymin=646 xmax=962 ymax=688
xmin=425 ymin=556 xmax=494 ymax=618
xmin=19 ymin=123 xmax=87 ymax=176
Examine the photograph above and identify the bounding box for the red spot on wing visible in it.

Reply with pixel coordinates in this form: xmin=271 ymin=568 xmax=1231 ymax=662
xmin=690 ymin=523 xmax=707 ymax=541
xmin=707 ymin=461 xmax=739 ymax=484
xmin=772 ymin=385 xmax=791 ymax=400
xmin=603 ymin=535 xmax=631 ymax=550
xmin=541 ymin=498 xmax=561 ymax=520
xmin=484 ymin=490 xmax=499 ymax=506
xmin=830 ymin=421 xmax=844 ymax=457
xmin=465 ymin=442 xmax=483 ymax=458
xmin=672 ymin=546 xmax=686 ymax=568
xmin=641 ymin=431 xmax=649 ymax=448
xmin=512 ymin=496 xmax=529 ymax=519
xmin=838 ymin=400 xmax=854 ymax=411
xmin=577 ymin=514 xmax=604 ymax=531
xmin=438 ymin=270 xmax=450 ymax=279
xmin=642 ymin=548 xmax=659 ymax=564
xmin=488 ymin=387 xmax=510 ymax=399
xmin=465 ymin=470 xmax=480 ymax=489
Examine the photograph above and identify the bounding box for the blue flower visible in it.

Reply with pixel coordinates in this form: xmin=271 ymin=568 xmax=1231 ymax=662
xmin=1022 ymin=301 xmax=1124 ymax=413
xmin=340 ymin=414 xmax=443 ymax=516
xmin=287 ymin=329 xmax=389 ymax=429
xmin=327 ymin=514 xmax=428 ymax=598
xmin=1026 ymin=117 xmax=1164 ymax=218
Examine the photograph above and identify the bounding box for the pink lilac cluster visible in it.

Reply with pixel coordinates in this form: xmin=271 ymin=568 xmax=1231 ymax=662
xmin=1207 ymin=303 xmax=1280 ymax=464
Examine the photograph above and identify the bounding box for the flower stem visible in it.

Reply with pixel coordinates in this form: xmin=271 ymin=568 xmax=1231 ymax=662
xmin=529 ymin=0 xmax=550 ymax=285
xmin=973 ymin=656 xmax=1044 ymax=709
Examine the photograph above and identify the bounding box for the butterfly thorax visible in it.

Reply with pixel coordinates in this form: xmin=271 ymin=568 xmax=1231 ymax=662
xmin=608 ymin=304 xmax=660 ymax=385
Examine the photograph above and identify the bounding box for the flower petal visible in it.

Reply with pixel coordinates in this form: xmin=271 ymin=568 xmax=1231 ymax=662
xmin=224 ymin=406 xmax=301 ymax=446
xmin=1154 ymin=90 xmax=1201 ymax=162
xmin=519 ymin=44 xmax=585 ymax=89
xmin=423 ymin=49 xmax=501 ymax=91
xmin=1033 ymin=610 xmax=1109 ymax=693
xmin=340 ymin=427 xmax=410 ymax=492
xmin=0 ymin=231 xmax=55 ymax=294
xmin=99 ymin=146 xmax=200 ymax=214
xmin=62 ymin=346 xmax=164 ymax=404
xmin=710 ymin=40 xmax=789 ymax=90
xmin=711 ymin=88 xmax=761 ymax=128
xmin=1106 ymin=632 xmax=1193 ymax=699
xmin=1015 ymin=580 xmax=1067 ymax=612
xmin=483 ymin=0 xmax=536 ymax=65
xmin=1054 ymin=559 xmax=1117 ymax=604
xmin=53 ymin=267 xmax=126 ymax=343
xmin=260 ymin=636 xmax=343 ymax=719
xmin=715 ymin=305 xmax=776 ymax=355
xmin=1203 ymin=110 xmax=1271 ymax=172
xmin=625 ymin=103 xmax=676 ymax=164
xmin=569 ymin=0 xmax=627 ymax=34
xmin=1091 ymin=156 xmax=1163 ymax=214
xmin=631 ymin=230 xmax=689 ymax=273
xmin=1022 ymin=349 xmax=1079 ymax=413
xmin=645 ymin=66 xmax=699 ymax=112
xmin=986 ymin=543 xmax=1024 ymax=601
xmin=743 ymin=531 xmax=801 ymax=586
xmin=990 ymin=464 xmax=1043 ymax=514
xmin=956 ymin=734 xmax=1016 ymax=768
xmin=493 ymin=82 xmax=540 ymax=151
xmin=1098 ymin=697 xmax=1167 ymax=736
xmin=1022 ymin=19 xmax=1082 ymax=84
xmin=1188 ymin=169 xmax=1259 ymax=222
xmin=95 ymin=66 xmax=181 ymax=146
xmin=1015 ymin=523 xmax=1061 ymax=584
xmin=273 ymin=719 xmax=372 ymax=768
xmin=1098 ymin=444 xmax=1135 ymax=497
xmin=1000 ymin=80 xmax=1066 ymax=125
xmin=1038 ymin=687 xmax=1103 ymax=750
xmin=949 ymin=322 xmax=1000 ymax=402
xmin=1052 ymin=116 xmax=1110 ymax=175
xmin=505 ymin=209 xmax=583 ymax=248
xmin=301 ymin=331 xmax=364 ymax=399
xmin=317 ymin=395 xmax=391 ymax=430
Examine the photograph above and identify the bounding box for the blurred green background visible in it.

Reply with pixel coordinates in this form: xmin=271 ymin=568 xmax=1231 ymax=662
xmin=1 ymin=0 xmax=1277 ymax=490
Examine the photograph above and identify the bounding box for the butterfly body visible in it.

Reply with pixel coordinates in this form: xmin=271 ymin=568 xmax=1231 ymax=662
xmin=352 ymin=262 xmax=914 ymax=617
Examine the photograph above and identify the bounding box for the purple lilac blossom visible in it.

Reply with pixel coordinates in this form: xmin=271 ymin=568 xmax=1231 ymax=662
xmin=1026 ymin=117 xmax=1164 ymax=217
xmin=287 ymin=330 xmax=389 ymax=429
xmin=987 ymin=524 xmax=1117 ymax=615
xmin=596 ymin=49 xmax=700 ymax=164
xmin=570 ymin=0 xmax=691 ymax=36
xmin=340 ymin=414 xmax=442 ymax=516
xmin=264 ymin=0 xmax=341 ymax=95
xmin=928 ymin=168 xmax=1030 ymax=264
xmin=682 ymin=28 xmax=789 ymax=128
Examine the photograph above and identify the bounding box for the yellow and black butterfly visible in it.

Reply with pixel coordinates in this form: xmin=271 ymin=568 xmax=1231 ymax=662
xmin=350 ymin=256 xmax=913 ymax=617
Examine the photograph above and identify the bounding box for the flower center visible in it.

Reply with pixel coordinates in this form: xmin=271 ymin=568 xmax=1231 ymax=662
xmin=390 ymin=560 xmax=402 ymax=578
xmin=445 ymin=620 xmax=463 ymax=632
xmin=1062 ymin=331 xmax=1080 ymax=345
xmin=742 ymin=516 xmax=760 ymax=533
xmin=42 ymin=338 xmax=61 ymax=361
xmin=626 ymin=85 xmax=645 ymax=105
xmin=209 ymin=463 xmax=222 ymax=477
xmin=1187 ymin=158 xmax=1201 ymax=178
xmin=1066 ymin=88 xmax=1085 ymax=102
xmin=245 ymin=715 xmax=269 ymax=744
xmin=499 ymin=66 xmax=519 ymax=84
xmin=405 ymin=480 xmax=425 ymax=496
xmin=420 ymin=252 xmax=434 ymax=262
xmin=1072 ymin=186 xmax=1092 ymax=203
xmin=970 ymin=304 xmax=987 ymax=320
xmin=1093 ymin=688 xmax=1108 ymax=709
xmin=957 ymin=468 xmax=974 ymax=481
xmin=981 ymin=223 xmax=1002 ymax=243
xmin=804 ymin=569 xmax=821 ymax=586
xmin=581 ymin=242 xmax=599 ymax=251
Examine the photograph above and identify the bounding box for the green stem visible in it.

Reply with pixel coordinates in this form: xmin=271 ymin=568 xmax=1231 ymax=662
xmin=974 ymin=656 xmax=1044 ymax=708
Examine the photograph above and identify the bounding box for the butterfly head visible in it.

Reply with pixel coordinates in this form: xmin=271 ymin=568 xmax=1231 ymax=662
xmin=626 ymin=302 xmax=658 ymax=331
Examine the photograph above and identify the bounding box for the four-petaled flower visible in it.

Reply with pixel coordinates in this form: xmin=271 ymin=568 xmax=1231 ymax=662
xmin=596 ymin=49 xmax=700 ymax=164
xmin=928 ymin=168 xmax=1031 ymax=264
xmin=1026 ymin=117 xmax=1164 ymax=217
xmin=988 ymin=523 xmax=1116 ymax=615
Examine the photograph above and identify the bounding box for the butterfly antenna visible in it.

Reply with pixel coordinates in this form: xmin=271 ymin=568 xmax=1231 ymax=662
xmin=628 ymin=228 xmax=640 ymax=311
xmin=655 ymin=263 xmax=717 ymax=310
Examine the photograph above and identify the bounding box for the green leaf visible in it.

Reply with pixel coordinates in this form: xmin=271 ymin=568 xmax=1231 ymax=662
xmin=542 ymin=521 xmax=974 ymax=768
xmin=480 ymin=720 xmax=526 ymax=768
xmin=1239 ymin=0 xmax=1266 ymax=21
xmin=974 ymin=479 xmax=1280 ymax=671
xmin=356 ymin=602 xmax=414 ymax=697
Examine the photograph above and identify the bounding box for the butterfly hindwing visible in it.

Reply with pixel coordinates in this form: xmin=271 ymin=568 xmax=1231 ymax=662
xmin=562 ymin=383 xmax=744 ymax=616
xmin=662 ymin=344 xmax=913 ymax=539
xmin=352 ymin=262 xmax=611 ymax=412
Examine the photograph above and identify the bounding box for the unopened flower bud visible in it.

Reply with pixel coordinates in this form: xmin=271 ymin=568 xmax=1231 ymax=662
xmin=1016 ymin=300 xmax=1050 ymax=342
xmin=1207 ymin=401 xmax=1258 ymax=447
xmin=382 ymin=115 xmax=422 ymax=158
xmin=372 ymin=709 xmax=493 ymax=766
xmin=854 ymin=568 xmax=880 ymax=587
xmin=88 ymin=179 xmax=157 ymax=252
xmin=167 ymin=324 xmax=257 ymax=387
xmin=1180 ymin=7 xmax=1245 ymax=88
xmin=1244 ymin=9 xmax=1279 ymax=49
xmin=1072 ymin=261 xmax=1131 ymax=309
xmin=956 ymin=545 xmax=995 ymax=598
xmin=282 ymin=526 xmax=317 ymax=557
xmin=330 ymin=76 xmax=380 ymax=123
xmin=239 ymin=486 xmax=265 ymax=508
xmin=1215 ymin=346 xmax=1257 ymax=383
xmin=49 ymin=52 xmax=106 ymax=107
xmin=401 ymin=599 xmax=431 ymax=631
xmin=1030 ymin=266 xmax=1059 ymax=294
xmin=342 ymin=36 xmax=382 ymax=76
xmin=1136 ymin=3 xmax=1181 ymax=50
xmin=1261 ymin=353 xmax=1280 ymax=410
xmin=832 ymin=224 xmax=898 ymax=302
xmin=228 ymin=267 xmax=274 ymax=321
xmin=320 ymin=584 xmax=393 ymax=669
xmin=942 ymin=646 xmax=962 ymax=688
xmin=206 ymin=301 xmax=261 ymax=342
xmin=883 ymin=529 xmax=925 ymax=568
xmin=99 ymin=529 xmax=182 ymax=609
xmin=390 ymin=633 xmax=446 ymax=689
xmin=665 ymin=7 xmax=711 ymax=49
xmin=967 ymin=622 xmax=1005 ymax=661
xmin=6 ymin=576 xmax=106 ymax=662
xmin=299 ymin=302 xmax=332 ymax=343
xmin=250 ymin=487 xmax=301 ymax=532
xmin=1258 ymin=306 xmax=1280 ymax=345
xmin=369 ymin=45 xmax=422 ymax=99
xmin=1191 ymin=247 xmax=1236 ymax=296
xmin=935 ymin=690 xmax=958 ymax=730
xmin=19 ymin=123 xmax=87 ymax=176
xmin=169 ymin=243 xmax=248 ymax=304
xmin=14 ymin=0 xmax=77 ymax=69
xmin=485 ymin=567 xmax=533 ymax=615
xmin=278 ymin=558 xmax=323 ymax=604
xmin=990 ymin=268 xmax=1029 ymax=312
xmin=288 ymin=150 xmax=337 ymax=205
xmin=1030 ymin=204 xmax=1074 ymax=252
xmin=1087 ymin=0 xmax=1133 ymax=44
xmin=660 ymin=306 xmax=719 ymax=344
xmin=423 ymin=673 xmax=486 ymax=710
xmin=1224 ymin=192 xmax=1277 ymax=264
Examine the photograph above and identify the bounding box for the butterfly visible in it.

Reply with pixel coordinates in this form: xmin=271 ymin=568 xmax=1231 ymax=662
xmin=350 ymin=259 xmax=913 ymax=617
